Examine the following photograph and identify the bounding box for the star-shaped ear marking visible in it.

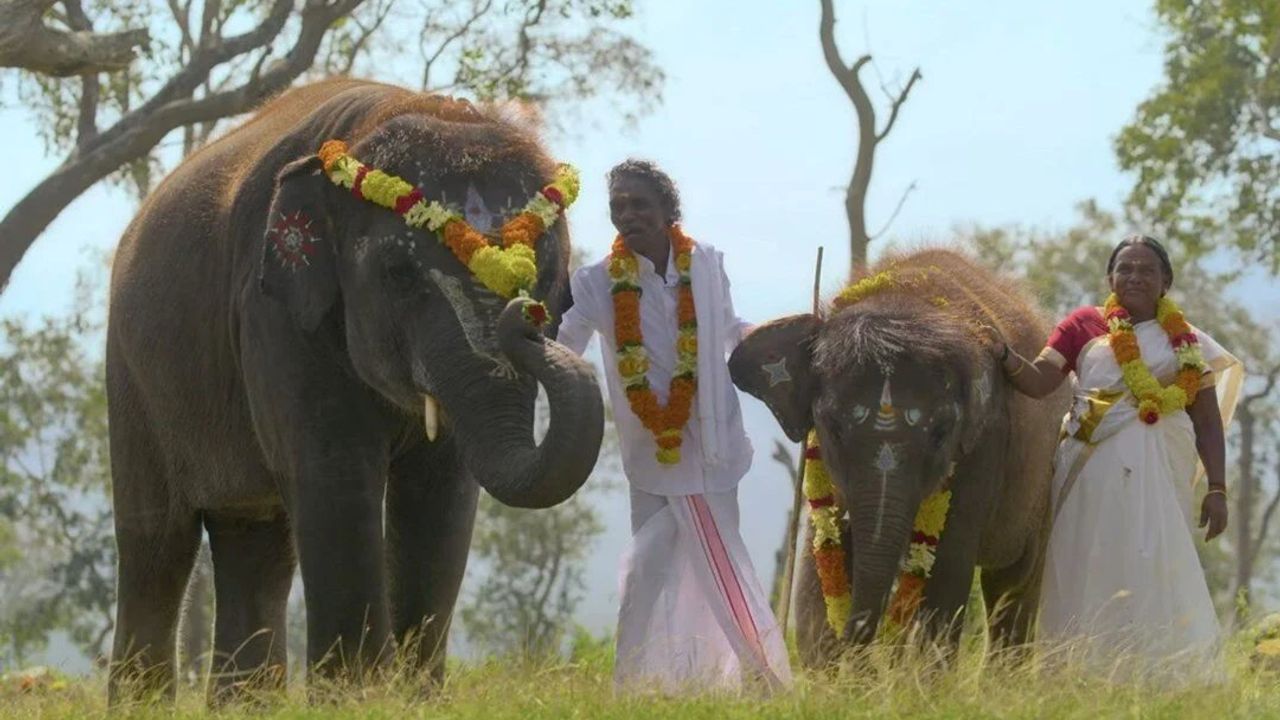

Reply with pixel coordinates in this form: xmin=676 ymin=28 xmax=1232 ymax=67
xmin=761 ymin=357 xmax=791 ymax=387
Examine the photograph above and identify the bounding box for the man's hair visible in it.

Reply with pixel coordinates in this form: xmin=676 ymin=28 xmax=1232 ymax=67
xmin=1106 ymin=233 xmax=1174 ymax=287
xmin=606 ymin=159 xmax=682 ymax=224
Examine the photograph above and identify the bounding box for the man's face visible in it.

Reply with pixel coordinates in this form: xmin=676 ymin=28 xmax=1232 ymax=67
xmin=609 ymin=175 xmax=669 ymax=251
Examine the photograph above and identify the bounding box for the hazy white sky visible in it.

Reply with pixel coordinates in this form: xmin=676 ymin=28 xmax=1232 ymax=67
xmin=5 ymin=1 xmax=1271 ymax=660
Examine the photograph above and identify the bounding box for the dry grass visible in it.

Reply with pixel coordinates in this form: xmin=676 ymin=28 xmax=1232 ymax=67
xmin=5 ymin=633 xmax=1280 ymax=719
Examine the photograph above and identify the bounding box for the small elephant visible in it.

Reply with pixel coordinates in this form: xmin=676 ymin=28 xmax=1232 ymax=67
xmin=105 ymin=79 xmax=603 ymax=703
xmin=731 ymin=249 xmax=1068 ymax=664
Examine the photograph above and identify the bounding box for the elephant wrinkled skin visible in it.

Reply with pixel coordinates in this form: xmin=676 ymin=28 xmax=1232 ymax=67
xmin=105 ymin=79 xmax=603 ymax=703
xmin=731 ymin=249 xmax=1068 ymax=665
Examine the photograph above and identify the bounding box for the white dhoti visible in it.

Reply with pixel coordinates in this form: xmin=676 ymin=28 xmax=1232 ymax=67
xmin=614 ymin=488 xmax=792 ymax=694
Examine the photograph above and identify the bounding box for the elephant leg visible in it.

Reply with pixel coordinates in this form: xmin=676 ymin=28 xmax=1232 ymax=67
xmin=204 ymin=510 xmax=295 ymax=705
xmin=107 ymin=376 xmax=203 ymax=705
xmin=919 ymin=487 xmax=993 ymax=648
xmin=386 ymin=436 xmax=479 ymax=684
xmin=286 ymin=455 xmax=392 ymax=682
xmin=981 ymin=533 xmax=1045 ymax=651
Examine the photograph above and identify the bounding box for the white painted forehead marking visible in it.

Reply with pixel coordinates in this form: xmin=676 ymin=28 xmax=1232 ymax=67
xmin=875 ymin=377 xmax=897 ymax=432
xmin=464 ymin=184 xmax=496 ymax=233
xmin=874 ymin=442 xmax=898 ymax=474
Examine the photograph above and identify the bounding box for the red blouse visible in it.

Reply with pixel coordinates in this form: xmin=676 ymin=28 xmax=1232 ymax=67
xmin=1046 ymin=306 xmax=1108 ymax=374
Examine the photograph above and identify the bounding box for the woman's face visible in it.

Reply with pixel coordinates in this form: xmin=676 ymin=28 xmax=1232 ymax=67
xmin=1108 ymin=243 xmax=1168 ymax=316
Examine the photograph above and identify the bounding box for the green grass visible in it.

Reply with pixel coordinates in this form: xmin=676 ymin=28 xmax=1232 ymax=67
xmin=5 ymin=636 xmax=1280 ymax=719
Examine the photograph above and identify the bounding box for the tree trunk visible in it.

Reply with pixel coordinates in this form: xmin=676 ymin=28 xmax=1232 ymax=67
xmin=0 ymin=0 xmax=364 ymax=293
xmin=1235 ymin=404 xmax=1256 ymax=613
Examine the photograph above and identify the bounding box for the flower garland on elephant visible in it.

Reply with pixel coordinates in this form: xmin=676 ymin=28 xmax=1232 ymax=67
xmin=803 ymin=267 xmax=957 ymax=636
xmin=1103 ymin=293 xmax=1205 ymax=424
xmin=609 ymin=227 xmax=698 ymax=464
xmin=317 ymin=140 xmax=580 ymax=324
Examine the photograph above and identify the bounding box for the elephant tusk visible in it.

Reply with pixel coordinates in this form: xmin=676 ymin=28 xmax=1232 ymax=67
xmin=423 ymin=394 xmax=440 ymax=441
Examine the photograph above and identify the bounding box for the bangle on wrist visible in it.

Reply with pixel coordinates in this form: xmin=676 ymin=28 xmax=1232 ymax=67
xmin=1206 ymin=487 xmax=1227 ymax=499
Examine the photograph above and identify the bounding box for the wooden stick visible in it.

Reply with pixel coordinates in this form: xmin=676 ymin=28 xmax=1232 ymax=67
xmin=775 ymin=246 xmax=823 ymax=638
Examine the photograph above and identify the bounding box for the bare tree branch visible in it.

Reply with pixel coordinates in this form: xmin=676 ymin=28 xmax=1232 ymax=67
xmin=818 ymin=0 xmax=920 ymax=274
xmin=0 ymin=0 xmax=149 ymax=76
xmin=421 ymin=0 xmax=494 ymax=90
xmin=1245 ymin=362 xmax=1280 ymax=405
xmin=869 ymin=180 xmax=917 ymax=240
xmin=61 ymin=0 xmax=99 ymax=148
xmin=875 ymin=67 xmax=922 ymax=142
xmin=1252 ymin=442 xmax=1280 ymax=573
xmin=340 ymin=0 xmax=395 ymax=75
xmin=0 ymin=0 xmax=367 ymax=291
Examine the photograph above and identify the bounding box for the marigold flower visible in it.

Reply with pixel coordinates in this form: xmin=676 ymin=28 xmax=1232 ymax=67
xmin=501 ymin=213 xmax=545 ymax=249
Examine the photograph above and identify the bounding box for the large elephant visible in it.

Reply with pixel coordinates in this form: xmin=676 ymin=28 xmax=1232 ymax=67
xmin=730 ymin=249 xmax=1068 ymax=665
xmin=105 ymin=78 xmax=603 ymax=702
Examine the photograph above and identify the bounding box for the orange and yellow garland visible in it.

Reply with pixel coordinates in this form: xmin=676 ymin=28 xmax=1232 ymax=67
xmin=803 ymin=430 xmax=953 ymax=635
xmin=611 ymin=227 xmax=698 ymax=464
xmin=317 ymin=140 xmax=579 ymax=317
xmin=1104 ymin=293 xmax=1206 ymax=425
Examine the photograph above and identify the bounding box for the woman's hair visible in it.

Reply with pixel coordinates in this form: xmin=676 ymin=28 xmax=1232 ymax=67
xmin=1106 ymin=233 xmax=1174 ymax=287
xmin=606 ymin=159 xmax=682 ymax=224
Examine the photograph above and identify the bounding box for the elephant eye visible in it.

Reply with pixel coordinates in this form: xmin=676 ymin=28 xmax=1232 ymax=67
xmin=904 ymin=408 xmax=922 ymax=426
xmin=384 ymin=261 xmax=421 ymax=295
xmin=929 ymin=418 xmax=951 ymax=449
xmin=851 ymin=405 xmax=870 ymax=424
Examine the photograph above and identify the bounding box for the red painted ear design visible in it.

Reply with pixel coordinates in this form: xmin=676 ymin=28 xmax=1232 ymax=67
xmin=268 ymin=210 xmax=319 ymax=270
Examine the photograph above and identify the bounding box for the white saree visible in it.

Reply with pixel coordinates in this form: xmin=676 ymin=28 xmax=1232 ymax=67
xmin=1038 ymin=318 xmax=1243 ymax=684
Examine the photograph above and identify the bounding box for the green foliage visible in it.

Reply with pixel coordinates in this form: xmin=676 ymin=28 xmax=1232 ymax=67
xmin=1114 ymin=0 xmax=1280 ymax=270
xmin=460 ymin=492 xmax=605 ymax=658
xmin=0 ymin=274 xmax=114 ymax=669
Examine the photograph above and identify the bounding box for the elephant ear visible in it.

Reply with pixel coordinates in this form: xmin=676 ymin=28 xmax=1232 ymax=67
xmin=729 ymin=313 xmax=820 ymax=443
xmin=258 ymin=155 xmax=338 ymax=331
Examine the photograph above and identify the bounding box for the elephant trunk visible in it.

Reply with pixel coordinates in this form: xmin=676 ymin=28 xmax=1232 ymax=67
xmin=844 ymin=497 xmax=915 ymax=643
xmin=457 ymin=298 xmax=604 ymax=509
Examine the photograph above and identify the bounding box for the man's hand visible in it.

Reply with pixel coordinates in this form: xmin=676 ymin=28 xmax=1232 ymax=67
xmin=1199 ymin=490 xmax=1228 ymax=542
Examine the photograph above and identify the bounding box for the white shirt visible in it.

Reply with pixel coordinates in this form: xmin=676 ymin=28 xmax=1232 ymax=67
xmin=558 ymin=241 xmax=754 ymax=496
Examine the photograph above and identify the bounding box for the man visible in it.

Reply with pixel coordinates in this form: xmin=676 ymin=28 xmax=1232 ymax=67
xmin=557 ymin=159 xmax=791 ymax=693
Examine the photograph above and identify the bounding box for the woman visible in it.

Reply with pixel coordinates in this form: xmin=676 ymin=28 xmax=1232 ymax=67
xmin=997 ymin=234 xmax=1243 ymax=684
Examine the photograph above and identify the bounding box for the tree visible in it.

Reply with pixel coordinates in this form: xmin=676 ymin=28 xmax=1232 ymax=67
xmin=818 ymin=0 xmax=921 ymax=275
xmin=0 ymin=272 xmax=114 ymax=668
xmin=960 ymin=201 xmax=1280 ymax=614
xmin=1 ymin=0 xmax=664 ymax=292
xmin=0 ymin=0 xmax=148 ymax=76
xmin=1114 ymin=0 xmax=1280 ymax=270
xmin=460 ymin=492 xmax=605 ymax=657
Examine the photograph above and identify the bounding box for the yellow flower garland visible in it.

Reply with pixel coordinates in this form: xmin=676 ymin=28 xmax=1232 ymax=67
xmin=317 ymin=140 xmax=580 ymax=303
xmin=1104 ymin=293 xmax=1206 ymax=425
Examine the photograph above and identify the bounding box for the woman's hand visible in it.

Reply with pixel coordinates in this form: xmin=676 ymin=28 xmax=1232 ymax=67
xmin=1199 ymin=490 xmax=1228 ymax=542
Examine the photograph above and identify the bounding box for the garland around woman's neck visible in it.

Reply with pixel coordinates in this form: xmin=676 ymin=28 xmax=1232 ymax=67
xmin=1103 ymin=293 xmax=1206 ymax=425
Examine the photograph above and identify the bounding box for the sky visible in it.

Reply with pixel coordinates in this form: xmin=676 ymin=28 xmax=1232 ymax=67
xmin=5 ymin=1 xmax=1276 ymax=668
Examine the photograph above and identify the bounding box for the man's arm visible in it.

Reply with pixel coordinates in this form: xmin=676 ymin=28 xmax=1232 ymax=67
xmin=556 ymin=268 xmax=597 ymax=357
xmin=717 ymin=252 xmax=753 ymax=352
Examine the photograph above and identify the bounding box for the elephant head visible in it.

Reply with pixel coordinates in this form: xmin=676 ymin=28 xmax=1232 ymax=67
xmin=257 ymin=106 xmax=603 ymax=509
xmin=731 ymin=298 xmax=997 ymax=641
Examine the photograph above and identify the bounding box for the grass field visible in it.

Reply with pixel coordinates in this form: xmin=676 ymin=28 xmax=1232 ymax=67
xmin=5 ymin=632 xmax=1280 ymax=719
